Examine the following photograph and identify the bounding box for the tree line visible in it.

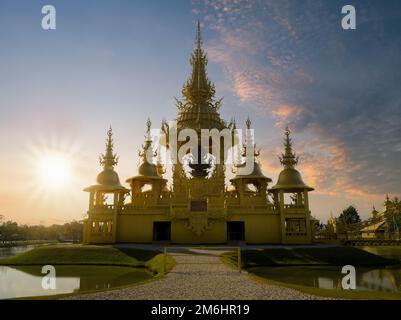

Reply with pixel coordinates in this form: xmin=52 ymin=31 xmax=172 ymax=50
xmin=314 ymin=196 xmax=401 ymax=239
xmin=0 ymin=215 xmax=82 ymax=242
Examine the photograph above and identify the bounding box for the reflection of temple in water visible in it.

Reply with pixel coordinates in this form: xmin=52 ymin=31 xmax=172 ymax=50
xmin=82 ymin=23 xmax=314 ymax=245
xmin=359 ymin=268 xmax=401 ymax=292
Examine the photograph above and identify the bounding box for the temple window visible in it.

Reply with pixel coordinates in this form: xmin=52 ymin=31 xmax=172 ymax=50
xmin=245 ymin=183 xmax=258 ymax=193
xmin=106 ymin=221 xmax=113 ymax=233
xmin=141 ymin=184 xmax=153 ymax=192
xmin=191 ymin=200 xmax=207 ymax=212
xmin=104 ymin=194 xmax=114 ymax=206
xmin=285 ymin=218 xmax=307 ymax=235
xmin=283 ymin=192 xmax=305 ymax=208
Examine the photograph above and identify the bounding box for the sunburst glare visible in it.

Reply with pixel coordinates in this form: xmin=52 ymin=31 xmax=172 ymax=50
xmin=38 ymin=152 xmax=72 ymax=189
xmin=24 ymin=134 xmax=84 ymax=205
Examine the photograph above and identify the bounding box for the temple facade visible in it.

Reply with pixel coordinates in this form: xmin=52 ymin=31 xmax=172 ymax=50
xmin=82 ymin=23 xmax=314 ymax=245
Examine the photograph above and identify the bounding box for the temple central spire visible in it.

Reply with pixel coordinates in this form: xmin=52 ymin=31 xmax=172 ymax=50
xmin=182 ymin=21 xmax=216 ymax=105
xmin=280 ymin=127 xmax=299 ymax=169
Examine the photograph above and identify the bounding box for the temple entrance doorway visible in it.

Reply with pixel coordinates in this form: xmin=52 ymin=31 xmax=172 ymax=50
xmin=227 ymin=222 xmax=245 ymax=241
xmin=153 ymin=222 xmax=171 ymax=241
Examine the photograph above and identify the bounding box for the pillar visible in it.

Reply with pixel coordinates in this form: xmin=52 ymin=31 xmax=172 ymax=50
xmin=304 ymin=189 xmax=312 ymax=242
xmin=279 ymin=190 xmax=286 ymax=243
xmin=89 ymin=192 xmax=94 ymax=210
xmin=111 ymin=191 xmax=118 ymax=242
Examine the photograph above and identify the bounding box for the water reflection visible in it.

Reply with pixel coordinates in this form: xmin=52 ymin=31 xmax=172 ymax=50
xmin=249 ymin=266 xmax=401 ymax=293
xmin=0 ymin=245 xmax=39 ymax=259
xmin=360 ymin=246 xmax=401 ymax=262
xmin=0 ymin=265 xmax=152 ymax=299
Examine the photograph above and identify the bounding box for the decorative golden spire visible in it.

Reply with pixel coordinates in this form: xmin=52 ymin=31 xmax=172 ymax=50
xmin=242 ymin=117 xmax=260 ymax=159
xmin=156 ymin=149 xmax=166 ymax=176
xmin=181 ymin=21 xmax=216 ymax=105
xmin=279 ymin=127 xmax=299 ymax=169
xmin=99 ymin=127 xmax=118 ymax=170
xmin=246 ymin=116 xmax=251 ymax=130
xmin=196 ymin=19 xmax=202 ymax=50
xmin=139 ymin=118 xmax=156 ymax=164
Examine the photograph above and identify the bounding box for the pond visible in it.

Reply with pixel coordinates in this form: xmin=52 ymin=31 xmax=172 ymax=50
xmin=0 ymin=265 xmax=153 ymax=299
xmin=249 ymin=266 xmax=401 ymax=292
xmin=247 ymin=246 xmax=401 ymax=294
xmin=248 ymin=266 xmax=401 ymax=293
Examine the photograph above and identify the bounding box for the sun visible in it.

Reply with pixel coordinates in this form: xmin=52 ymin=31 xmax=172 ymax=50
xmin=24 ymin=134 xmax=82 ymax=204
xmin=38 ymin=152 xmax=72 ymax=189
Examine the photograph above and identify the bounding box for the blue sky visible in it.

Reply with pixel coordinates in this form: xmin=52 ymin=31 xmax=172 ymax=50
xmin=0 ymin=0 xmax=400 ymax=224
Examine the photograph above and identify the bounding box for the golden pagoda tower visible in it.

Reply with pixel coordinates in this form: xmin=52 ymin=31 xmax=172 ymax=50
xmin=269 ymin=127 xmax=314 ymax=244
xmin=83 ymin=127 xmax=129 ymax=243
xmin=230 ymin=117 xmax=272 ymax=203
xmin=126 ymin=118 xmax=168 ymax=206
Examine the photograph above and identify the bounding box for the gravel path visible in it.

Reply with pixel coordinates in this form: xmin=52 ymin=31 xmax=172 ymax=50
xmin=66 ymin=249 xmax=328 ymax=300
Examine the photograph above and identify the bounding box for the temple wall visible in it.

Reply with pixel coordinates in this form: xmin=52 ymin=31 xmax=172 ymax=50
xmin=116 ymin=213 xmax=168 ymax=243
xmin=112 ymin=212 xmax=283 ymax=244
xmin=171 ymin=220 xmax=227 ymax=243
xmin=230 ymin=214 xmax=281 ymax=243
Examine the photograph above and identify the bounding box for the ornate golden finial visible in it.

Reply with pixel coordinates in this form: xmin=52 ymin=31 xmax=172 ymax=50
xmin=146 ymin=118 xmax=151 ymax=134
xmin=139 ymin=119 xmax=156 ymax=164
xmin=156 ymin=148 xmax=166 ymax=176
xmin=196 ymin=20 xmax=202 ymax=49
xmin=99 ymin=126 xmax=118 ymax=169
xmin=143 ymin=117 xmax=152 ymax=142
xmin=246 ymin=116 xmax=251 ymax=130
xmin=279 ymin=126 xmax=299 ymax=169
xmin=181 ymin=21 xmax=216 ymax=105
xmin=240 ymin=117 xmax=259 ymax=161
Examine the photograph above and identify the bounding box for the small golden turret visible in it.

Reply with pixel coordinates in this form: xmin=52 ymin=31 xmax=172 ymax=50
xmin=270 ymin=127 xmax=313 ymax=191
xmin=84 ymin=127 xmax=128 ymax=192
xmin=126 ymin=119 xmax=164 ymax=181
xmin=231 ymin=117 xmax=271 ymax=181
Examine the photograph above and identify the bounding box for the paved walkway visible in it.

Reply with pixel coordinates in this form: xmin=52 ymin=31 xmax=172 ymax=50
xmin=67 ymin=248 xmax=329 ymax=300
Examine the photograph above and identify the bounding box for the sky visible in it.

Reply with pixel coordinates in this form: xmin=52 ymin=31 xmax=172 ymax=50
xmin=0 ymin=0 xmax=400 ymax=225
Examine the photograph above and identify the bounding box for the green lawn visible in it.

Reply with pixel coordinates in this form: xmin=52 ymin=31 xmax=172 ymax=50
xmin=0 ymin=245 xmax=174 ymax=275
xmin=224 ymin=246 xmax=399 ymax=267
xmin=0 ymin=240 xmax=58 ymax=248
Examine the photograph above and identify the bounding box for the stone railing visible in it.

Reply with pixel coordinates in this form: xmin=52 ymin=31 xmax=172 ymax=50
xmin=92 ymin=205 xmax=116 ymax=212
xmin=284 ymin=204 xmax=305 ymax=209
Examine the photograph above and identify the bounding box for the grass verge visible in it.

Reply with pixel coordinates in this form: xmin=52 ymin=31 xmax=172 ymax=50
xmin=0 ymin=245 xmax=174 ymax=274
xmin=223 ymin=246 xmax=399 ymax=267
xmin=1 ymin=245 xmax=175 ymax=299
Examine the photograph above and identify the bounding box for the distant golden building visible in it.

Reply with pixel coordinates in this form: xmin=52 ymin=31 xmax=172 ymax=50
xmin=83 ymin=23 xmax=314 ymax=244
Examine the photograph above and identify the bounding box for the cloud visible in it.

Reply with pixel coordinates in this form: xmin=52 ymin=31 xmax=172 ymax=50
xmin=193 ymin=0 xmax=401 ymax=200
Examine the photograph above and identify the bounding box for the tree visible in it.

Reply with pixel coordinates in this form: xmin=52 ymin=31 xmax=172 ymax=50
xmin=1 ymin=221 xmax=20 ymax=241
xmin=385 ymin=197 xmax=401 ymax=233
xmin=339 ymin=206 xmax=361 ymax=225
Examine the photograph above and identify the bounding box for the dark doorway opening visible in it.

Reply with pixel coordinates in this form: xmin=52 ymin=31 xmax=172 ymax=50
xmin=153 ymin=222 xmax=171 ymax=241
xmin=227 ymin=222 xmax=245 ymax=241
